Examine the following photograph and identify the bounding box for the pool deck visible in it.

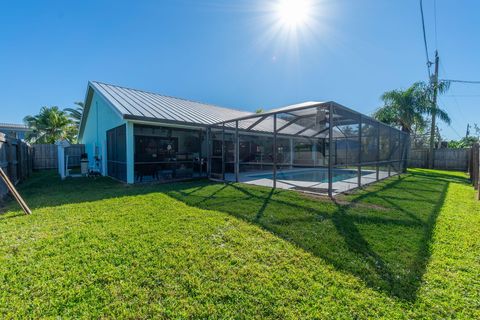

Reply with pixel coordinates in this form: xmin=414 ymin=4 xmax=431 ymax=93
xmin=225 ymin=168 xmax=393 ymax=195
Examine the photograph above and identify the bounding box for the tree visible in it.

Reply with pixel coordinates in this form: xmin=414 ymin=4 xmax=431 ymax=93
xmin=474 ymin=123 xmax=480 ymax=137
xmin=23 ymin=107 xmax=75 ymax=144
xmin=64 ymin=101 xmax=85 ymax=143
xmin=448 ymin=136 xmax=479 ymax=149
xmin=450 ymin=123 xmax=480 ymax=148
xmin=373 ymin=82 xmax=451 ymax=134
xmin=64 ymin=101 xmax=85 ymax=127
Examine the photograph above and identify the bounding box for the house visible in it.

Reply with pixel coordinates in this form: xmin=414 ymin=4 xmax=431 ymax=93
xmin=79 ymin=81 xmax=408 ymax=195
xmin=79 ymin=81 xmax=252 ymax=183
xmin=0 ymin=123 xmax=29 ymax=140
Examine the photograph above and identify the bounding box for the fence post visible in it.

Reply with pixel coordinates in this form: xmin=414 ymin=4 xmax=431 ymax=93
xmin=17 ymin=141 xmax=23 ymax=181
xmin=0 ymin=133 xmax=6 ymax=199
xmin=0 ymin=133 xmax=32 ymax=200
xmin=477 ymin=147 xmax=480 ymax=200
xmin=328 ymin=103 xmax=334 ymax=197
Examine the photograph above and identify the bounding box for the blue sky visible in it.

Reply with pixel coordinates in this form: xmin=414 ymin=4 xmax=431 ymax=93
xmin=0 ymin=0 xmax=479 ymax=140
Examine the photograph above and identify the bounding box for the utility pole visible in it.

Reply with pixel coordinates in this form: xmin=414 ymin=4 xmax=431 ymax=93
xmin=428 ymin=51 xmax=440 ymax=169
xmin=466 ymin=124 xmax=471 ymax=138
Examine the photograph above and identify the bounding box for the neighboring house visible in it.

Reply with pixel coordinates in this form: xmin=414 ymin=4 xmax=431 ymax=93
xmin=79 ymin=81 xmax=406 ymax=187
xmin=0 ymin=123 xmax=29 ymax=140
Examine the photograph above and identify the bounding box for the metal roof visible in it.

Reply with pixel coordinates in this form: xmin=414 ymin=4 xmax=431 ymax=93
xmin=89 ymin=81 xmax=252 ymax=126
xmin=269 ymin=101 xmax=325 ymax=113
xmin=80 ymin=81 xmax=407 ymax=141
xmin=0 ymin=123 xmax=28 ymax=130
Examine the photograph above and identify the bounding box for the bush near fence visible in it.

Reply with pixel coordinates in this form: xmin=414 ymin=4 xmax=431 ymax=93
xmin=0 ymin=132 xmax=33 ymax=200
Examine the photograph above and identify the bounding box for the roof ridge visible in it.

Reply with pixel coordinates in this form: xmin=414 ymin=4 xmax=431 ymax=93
xmin=90 ymin=80 xmax=252 ymax=115
xmin=0 ymin=122 xmax=28 ymax=127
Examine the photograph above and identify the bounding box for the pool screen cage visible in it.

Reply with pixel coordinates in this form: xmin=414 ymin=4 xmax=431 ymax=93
xmin=207 ymin=102 xmax=409 ymax=197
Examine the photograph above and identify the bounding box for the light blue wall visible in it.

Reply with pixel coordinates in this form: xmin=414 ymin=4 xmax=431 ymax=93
xmin=125 ymin=122 xmax=134 ymax=183
xmin=79 ymin=91 xmax=128 ymax=180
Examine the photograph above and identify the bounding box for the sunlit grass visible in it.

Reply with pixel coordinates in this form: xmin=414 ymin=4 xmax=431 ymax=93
xmin=0 ymin=169 xmax=478 ymax=318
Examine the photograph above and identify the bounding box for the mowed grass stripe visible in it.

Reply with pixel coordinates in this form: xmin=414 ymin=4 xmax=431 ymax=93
xmin=0 ymin=169 xmax=478 ymax=318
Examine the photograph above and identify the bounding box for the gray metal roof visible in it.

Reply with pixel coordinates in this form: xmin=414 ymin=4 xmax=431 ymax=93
xmin=89 ymin=81 xmax=252 ymax=126
xmin=0 ymin=123 xmax=28 ymax=130
xmin=269 ymin=101 xmax=325 ymax=113
xmin=80 ymin=81 xmax=405 ymax=141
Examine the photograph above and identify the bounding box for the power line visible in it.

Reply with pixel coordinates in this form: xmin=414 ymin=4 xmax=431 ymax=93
xmin=438 ymin=97 xmax=466 ymax=139
xmin=438 ymin=62 xmax=470 ymax=141
xmin=449 ymin=125 xmax=464 ymax=140
xmin=419 ymin=1 xmax=475 ymax=142
xmin=446 ymin=95 xmax=480 ymax=98
xmin=433 ymin=0 xmax=438 ymax=49
xmin=419 ymin=0 xmax=432 ymax=77
xmin=442 ymin=79 xmax=480 ymax=85
xmin=439 ymin=62 xmax=469 ymax=124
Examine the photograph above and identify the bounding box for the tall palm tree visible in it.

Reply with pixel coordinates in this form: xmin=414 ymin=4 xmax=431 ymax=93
xmin=64 ymin=101 xmax=85 ymax=127
xmin=23 ymin=107 xmax=74 ymax=144
xmin=373 ymin=82 xmax=451 ymax=134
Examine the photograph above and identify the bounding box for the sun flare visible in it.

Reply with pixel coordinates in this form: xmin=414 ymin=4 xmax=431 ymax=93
xmin=275 ymin=0 xmax=313 ymax=28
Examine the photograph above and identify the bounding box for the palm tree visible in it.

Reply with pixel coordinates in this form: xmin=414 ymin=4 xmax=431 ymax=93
xmin=373 ymin=82 xmax=451 ymax=134
xmin=23 ymin=107 xmax=74 ymax=144
xmin=64 ymin=101 xmax=85 ymax=127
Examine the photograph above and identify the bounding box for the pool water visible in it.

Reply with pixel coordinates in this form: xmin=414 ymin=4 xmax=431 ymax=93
xmin=248 ymin=169 xmax=364 ymax=183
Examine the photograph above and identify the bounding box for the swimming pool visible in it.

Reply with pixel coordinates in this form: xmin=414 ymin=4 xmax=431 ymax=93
xmin=247 ymin=168 xmax=365 ymax=183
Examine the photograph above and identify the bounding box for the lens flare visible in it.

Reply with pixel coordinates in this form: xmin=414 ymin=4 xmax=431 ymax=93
xmin=275 ymin=0 xmax=313 ymax=28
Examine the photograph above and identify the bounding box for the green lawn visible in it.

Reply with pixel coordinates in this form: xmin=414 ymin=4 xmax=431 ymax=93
xmin=0 ymin=169 xmax=478 ymax=318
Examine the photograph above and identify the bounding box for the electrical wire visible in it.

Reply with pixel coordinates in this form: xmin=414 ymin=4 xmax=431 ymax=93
xmin=438 ymin=62 xmax=469 ymax=140
xmin=440 ymin=62 xmax=469 ymax=123
xmin=442 ymin=79 xmax=480 ymax=85
xmin=419 ymin=0 xmax=432 ymax=78
xmin=449 ymin=125 xmax=464 ymax=139
xmin=434 ymin=0 xmax=438 ymax=50
xmin=437 ymin=98 xmax=464 ymax=139
xmin=444 ymin=94 xmax=480 ymax=97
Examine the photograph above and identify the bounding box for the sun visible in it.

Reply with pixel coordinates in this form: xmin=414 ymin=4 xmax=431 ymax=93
xmin=275 ymin=0 xmax=313 ymax=28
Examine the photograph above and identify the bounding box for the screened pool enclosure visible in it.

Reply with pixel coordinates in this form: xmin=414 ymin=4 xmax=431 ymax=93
xmin=207 ymin=102 xmax=409 ymax=196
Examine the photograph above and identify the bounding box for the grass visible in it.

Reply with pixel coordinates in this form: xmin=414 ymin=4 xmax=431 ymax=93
xmin=0 ymin=169 xmax=478 ymax=318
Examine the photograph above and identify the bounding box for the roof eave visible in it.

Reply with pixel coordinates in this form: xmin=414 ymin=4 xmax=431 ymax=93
xmin=123 ymin=115 xmax=211 ymax=128
xmin=78 ymin=81 xmax=126 ymax=141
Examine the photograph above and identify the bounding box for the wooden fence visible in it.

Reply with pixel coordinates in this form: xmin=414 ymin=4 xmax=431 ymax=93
xmin=0 ymin=132 xmax=33 ymax=199
xmin=33 ymin=144 xmax=85 ymax=169
xmin=32 ymin=144 xmax=57 ymax=169
xmin=408 ymin=148 xmax=470 ymax=171
xmin=470 ymin=143 xmax=479 ymax=200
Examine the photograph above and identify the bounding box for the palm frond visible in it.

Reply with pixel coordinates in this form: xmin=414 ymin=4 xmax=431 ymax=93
xmin=435 ymin=107 xmax=451 ymax=125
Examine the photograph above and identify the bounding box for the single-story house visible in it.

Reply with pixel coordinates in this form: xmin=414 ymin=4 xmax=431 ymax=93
xmin=0 ymin=123 xmax=29 ymax=140
xmin=79 ymin=81 xmax=408 ymax=195
xmin=79 ymin=81 xmax=253 ymax=183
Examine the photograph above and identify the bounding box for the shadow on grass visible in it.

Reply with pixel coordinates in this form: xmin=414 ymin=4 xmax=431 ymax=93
xmin=2 ymin=169 xmax=464 ymax=301
xmin=165 ymin=169 xmax=462 ymax=301
xmin=4 ymin=170 xmax=175 ymax=212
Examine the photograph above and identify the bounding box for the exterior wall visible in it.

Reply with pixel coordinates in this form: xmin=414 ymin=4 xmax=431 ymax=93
xmin=0 ymin=127 xmax=29 ymax=140
xmin=126 ymin=122 xmax=134 ymax=183
xmin=79 ymin=91 xmax=126 ymax=178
